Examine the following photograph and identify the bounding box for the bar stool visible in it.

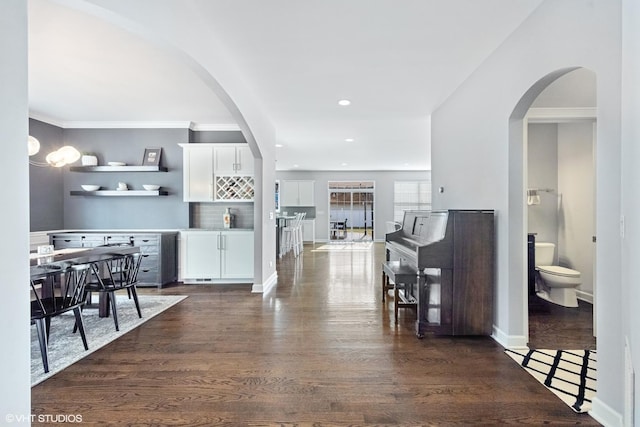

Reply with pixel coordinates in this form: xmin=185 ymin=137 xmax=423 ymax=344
xmin=293 ymin=212 xmax=306 ymax=256
xmin=281 ymin=213 xmax=304 ymax=257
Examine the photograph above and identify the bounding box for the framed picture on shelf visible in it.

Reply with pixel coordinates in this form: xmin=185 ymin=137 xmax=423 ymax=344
xmin=142 ymin=148 xmax=162 ymax=166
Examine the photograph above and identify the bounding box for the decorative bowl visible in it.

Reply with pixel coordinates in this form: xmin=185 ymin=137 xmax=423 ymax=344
xmin=143 ymin=184 xmax=160 ymax=191
xmin=81 ymin=185 xmax=100 ymax=191
xmin=107 ymin=161 xmax=126 ymax=166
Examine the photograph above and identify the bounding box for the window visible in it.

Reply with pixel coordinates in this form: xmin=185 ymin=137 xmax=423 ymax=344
xmin=393 ymin=180 xmax=431 ymax=223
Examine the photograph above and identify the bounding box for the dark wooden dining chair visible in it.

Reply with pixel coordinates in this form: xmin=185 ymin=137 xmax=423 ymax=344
xmin=83 ymin=253 xmax=143 ymax=331
xmin=31 ymin=263 xmax=92 ymax=373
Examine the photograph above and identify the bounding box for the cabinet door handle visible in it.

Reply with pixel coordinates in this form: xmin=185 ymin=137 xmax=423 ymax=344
xmin=217 ymin=234 xmax=221 ymax=250
xmin=221 ymin=235 xmax=226 ymax=250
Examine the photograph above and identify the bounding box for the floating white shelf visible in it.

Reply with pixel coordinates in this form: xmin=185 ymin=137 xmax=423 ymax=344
xmin=70 ymin=166 xmax=168 ymax=172
xmin=70 ymin=190 xmax=168 ymax=197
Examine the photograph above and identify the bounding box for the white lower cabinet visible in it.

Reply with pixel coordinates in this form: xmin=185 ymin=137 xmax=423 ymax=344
xmin=301 ymin=219 xmax=315 ymax=242
xmin=179 ymin=230 xmax=253 ymax=283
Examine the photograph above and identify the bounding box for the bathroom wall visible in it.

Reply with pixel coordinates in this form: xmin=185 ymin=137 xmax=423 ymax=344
xmin=558 ymin=122 xmax=595 ymax=298
xmin=527 ymin=123 xmax=559 ymax=252
xmin=527 ymin=121 xmax=595 ymax=299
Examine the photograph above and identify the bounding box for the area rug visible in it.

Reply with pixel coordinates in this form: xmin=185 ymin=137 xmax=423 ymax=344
xmin=31 ymin=294 xmax=187 ymax=386
xmin=505 ymin=348 xmax=596 ymax=413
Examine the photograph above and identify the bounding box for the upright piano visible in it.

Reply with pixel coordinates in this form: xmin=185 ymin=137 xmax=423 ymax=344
xmin=385 ymin=210 xmax=495 ymax=337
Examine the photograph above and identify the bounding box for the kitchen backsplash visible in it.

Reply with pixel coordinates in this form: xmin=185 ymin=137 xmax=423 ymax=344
xmin=192 ymin=203 xmax=255 ymax=229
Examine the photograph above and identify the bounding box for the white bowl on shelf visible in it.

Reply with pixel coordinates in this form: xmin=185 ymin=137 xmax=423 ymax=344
xmin=142 ymin=184 xmax=160 ymax=191
xmin=107 ymin=161 xmax=126 ymax=166
xmin=81 ymin=185 xmax=100 ymax=191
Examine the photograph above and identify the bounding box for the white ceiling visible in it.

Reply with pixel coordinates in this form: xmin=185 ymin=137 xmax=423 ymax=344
xmin=28 ymin=0 xmax=544 ymax=171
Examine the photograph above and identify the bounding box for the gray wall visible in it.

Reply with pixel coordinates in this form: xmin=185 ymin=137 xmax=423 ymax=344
xmin=29 ymin=119 xmax=65 ymax=231
xmin=62 ymin=127 xmax=189 ymax=229
xmin=189 ymin=130 xmax=246 ymax=144
xmin=29 ymin=121 xmax=250 ymax=231
xmin=527 ymin=123 xmax=559 ymax=247
xmin=276 ymin=170 xmax=430 ymax=241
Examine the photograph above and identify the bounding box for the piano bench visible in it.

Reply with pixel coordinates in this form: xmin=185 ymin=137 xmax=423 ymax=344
xmin=381 ymin=261 xmax=420 ymax=322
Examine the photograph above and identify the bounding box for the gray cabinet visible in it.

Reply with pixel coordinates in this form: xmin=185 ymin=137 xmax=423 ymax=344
xmin=49 ymin=231 xmax=177 ymax=288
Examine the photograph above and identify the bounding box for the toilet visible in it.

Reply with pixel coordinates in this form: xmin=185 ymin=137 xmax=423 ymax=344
xmin=534 ymin=242 xmax=581 ymax=308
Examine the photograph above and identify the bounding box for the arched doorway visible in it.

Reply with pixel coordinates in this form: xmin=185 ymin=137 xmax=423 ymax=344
xmin=509 ymin=67 xmax=597 ymax=349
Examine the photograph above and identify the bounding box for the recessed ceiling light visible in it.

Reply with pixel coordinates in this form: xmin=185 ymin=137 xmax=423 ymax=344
xmin=341 ymin=162 xmax=348 ymax=167
xmin=275 ymin=144 xmax=283 ymax=148
xmin=344 ymin=138 xmax=354 ymax=142
xmin=338 ymin=99 xmax=351 ymax=106
xmin=293 ymin=164 xmax=299 ymax=168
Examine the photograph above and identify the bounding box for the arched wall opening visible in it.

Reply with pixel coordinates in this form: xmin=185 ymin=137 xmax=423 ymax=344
xmin=29 ymin=0 xmax=280 ymax=290
xmin=508 ymin=66 xmax=597 ymax=347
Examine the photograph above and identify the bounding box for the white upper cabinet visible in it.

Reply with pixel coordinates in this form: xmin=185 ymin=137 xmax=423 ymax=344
xmin=180 ymin=144 xmax=214 ymax=202
xmin=281 ymin=180 xmax=315 ymax=206
xmin=214 ymin=144 xmax=254 ymax=175
xmin=180 ymin=143 xmax=255 ymax=202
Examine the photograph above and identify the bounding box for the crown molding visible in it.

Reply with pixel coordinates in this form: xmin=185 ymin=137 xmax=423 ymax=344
xmin=61 ymin=120 xmax=194 ymax=129
xmin=28 ymin=113 xmax=66 ymax=128
xmin=191 ymin=123 xmax=241 ymax=131
xmin=28 ymin=114 xmax=240 ymax=131
xmin=526 ymin=107 xmax=597 ymax=123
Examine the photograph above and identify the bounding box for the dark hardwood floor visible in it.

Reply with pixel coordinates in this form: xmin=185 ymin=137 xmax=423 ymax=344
xmin=528 ymin=293 xmax=596 ymax=350
xmin=31 ymin=242 xmax=601 ymax=425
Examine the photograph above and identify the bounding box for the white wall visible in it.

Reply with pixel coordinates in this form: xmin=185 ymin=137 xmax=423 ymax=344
xmin=0 ymin=0 xmax=31 ymax=420
xmin=431 ymin=0 xmax=623 ymax=423
xmin=557 ymin=122 xmax=595 ymax=298
xmin=621 ymin=0 xmax=640 ymax=423
xmin=276 ymin=170 xmax=429 ymax=241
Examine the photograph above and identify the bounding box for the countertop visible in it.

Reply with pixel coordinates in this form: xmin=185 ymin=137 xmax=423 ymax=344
xmin=181 ymin=228 xmax=254 ymax=232
xmin=47 ymin=229 xmax=180 ymax=234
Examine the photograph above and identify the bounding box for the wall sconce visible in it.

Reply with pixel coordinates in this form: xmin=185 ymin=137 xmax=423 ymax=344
xmin=28 ymin=135 xmax=81 ymax=167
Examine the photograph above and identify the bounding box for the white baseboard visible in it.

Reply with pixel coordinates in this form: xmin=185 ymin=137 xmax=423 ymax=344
xmin=252 ymin=271 xmax=278 ymax=294
xmin=576 ymin=290 xmax=594 ymax=304
xmin=491 ymin=325 xmax=528 ymax=349
xmin=590 ymin=397 xmax=623 ymax=427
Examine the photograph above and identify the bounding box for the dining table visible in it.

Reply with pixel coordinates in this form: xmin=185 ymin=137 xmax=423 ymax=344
xmin=30 ymin=244 xmax=141 ymax=317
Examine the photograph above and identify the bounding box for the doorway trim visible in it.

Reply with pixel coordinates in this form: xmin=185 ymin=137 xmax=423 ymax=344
xmin=327 ymin=181 xmax=375 ymax=242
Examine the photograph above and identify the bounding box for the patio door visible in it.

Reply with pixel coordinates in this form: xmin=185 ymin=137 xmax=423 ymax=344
xmin=328 ymin=181 xmax=374 ymax=242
